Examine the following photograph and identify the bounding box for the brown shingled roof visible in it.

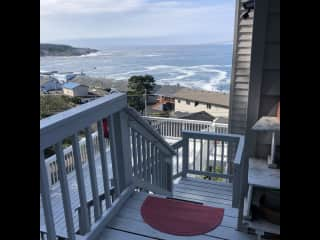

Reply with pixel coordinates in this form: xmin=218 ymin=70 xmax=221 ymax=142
xmin=174 ymin=88 xmax=229 ymax=107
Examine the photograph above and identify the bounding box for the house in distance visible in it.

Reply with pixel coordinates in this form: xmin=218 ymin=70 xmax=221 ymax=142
xmin=62 ymin=82 xmax=89 ymax=97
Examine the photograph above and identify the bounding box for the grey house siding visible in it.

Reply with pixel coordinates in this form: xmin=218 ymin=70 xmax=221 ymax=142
xmin=228 ymin=0 xmax=255 ymax=135
xmin=229 ymin=0 xmax=279 ymax=159
xmin=258 ymin=1 xmax=280 ymax=158
xmin=251 ymin=0 xmax=280 ymax=159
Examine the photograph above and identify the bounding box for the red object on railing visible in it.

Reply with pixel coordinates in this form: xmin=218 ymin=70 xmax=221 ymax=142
xmin=103 ymin=119 xmax=109 ymax=138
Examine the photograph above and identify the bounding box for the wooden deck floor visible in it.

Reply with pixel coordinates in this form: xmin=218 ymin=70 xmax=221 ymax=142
xmin=99 ymin=178 xmax=256 ymax=240
xmin=41 ymin=153 xmax=255 ymax=239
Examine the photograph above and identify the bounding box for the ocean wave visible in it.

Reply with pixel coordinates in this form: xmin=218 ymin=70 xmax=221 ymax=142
xmin=104 ymin=64 xmax=230 ymax=91
xmin=78 ymin=51 xmax=114 ymax=58
xmin=142 ymin=54 xmax=161 ymax=57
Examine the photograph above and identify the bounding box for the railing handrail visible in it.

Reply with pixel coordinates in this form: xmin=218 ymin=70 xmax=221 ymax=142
xmin=40 ymin=93 xmax=127 ymax=150
xmin=126 ymin=107 xmax=175 ymax=156
xmin=143 ymin=116 xmax=214 ymax=125
xmin=182 ymin=131 xmax=242 ymax=148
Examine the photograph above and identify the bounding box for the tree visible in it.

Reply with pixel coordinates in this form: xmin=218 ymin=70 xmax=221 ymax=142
xmin=127 ymin=75 xmax=155 ymax=112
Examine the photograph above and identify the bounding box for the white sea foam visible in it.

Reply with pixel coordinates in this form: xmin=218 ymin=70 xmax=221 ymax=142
xmin=78 ymin=51 xmax=113 ymax=58
xmin=142 ymin=54 xmax=161 ymax=57
xmin=146 ymin=65 xmax=175 ymax=71
xmin=107 ymin=64 xmax=230 ymax=91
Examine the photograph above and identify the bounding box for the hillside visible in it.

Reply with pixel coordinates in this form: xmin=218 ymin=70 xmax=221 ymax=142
xmin=40 ymin=43 xmax=98 ymax=57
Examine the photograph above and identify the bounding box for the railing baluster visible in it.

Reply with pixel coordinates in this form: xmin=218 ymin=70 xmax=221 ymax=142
xmin=221 ymin=141 xmax=224 ymax=174
xmin=159 ymin=151 xmax=162 ymax=187
xmin=176 ymin=148 xmax=179 ymax=175
xmin=153 ymin=145 xmax=157 ymax=185
xmin=161 ymin=121 xmax=163 ymax=136
xmin=40 ymin=150 xmax=57 ymax=240
xmin=146 ymin=141 xmax=151 ymax=183
xmin=136 ymin=133 xmax=142 ymax=178
xmin=193 ymin=138 xmax=196 ymax=170
xmin=163 ymin=161 xmax=166 ymax=189
xmin=206 ymin=140 xmax=210 ymax=172
xmin=131 ymin=129 xmax=137 ymax=176
xmin=142 ymin=137 xmax=147 ymax=181
xmin=55 ymin=142 xmax=76 ymax=240
xmin=151 ymin=143 xmax=156 ymax=184
xmin=166 ymin=121 xmax=168 ymax=137
xmin=97 ymin=120 xmax=112 ymax=209
xmin=71 ymin=134 xmax=90 ymax=234
xmin=182 ymin=134 xmax=189 ymax=178
xmin=156 ymin=148 xmax=160 ymax=185
xmin=214 ymin=140 xmax=217 ymax=172
xmin=85 ymin=127 xmax=102 ymax=221
xmin=108 ymin=115 xmax=121 ymax=197
xmin=166 ymin=121 xmax=168 ymax=136
xmin=200 ymin=139 xmax=203 ymax=172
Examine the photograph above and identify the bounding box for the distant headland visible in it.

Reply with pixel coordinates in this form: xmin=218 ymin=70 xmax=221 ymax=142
xmin=40 ymin=43 xmax=98 ymax=57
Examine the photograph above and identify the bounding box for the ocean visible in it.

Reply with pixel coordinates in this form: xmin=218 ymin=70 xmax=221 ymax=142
xmin=40 ymin=44 xmax=232 ymax=92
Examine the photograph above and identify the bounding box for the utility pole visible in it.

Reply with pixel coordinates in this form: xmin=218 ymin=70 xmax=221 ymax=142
xmin=144 ymin=88 xmax=147 ymax=116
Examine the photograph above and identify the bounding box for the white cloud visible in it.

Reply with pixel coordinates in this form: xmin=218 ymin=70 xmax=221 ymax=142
xmin=40 ymin=0 xmax=145 ymax=15
xmin=40 ymin=0 xmax=235 ymax=43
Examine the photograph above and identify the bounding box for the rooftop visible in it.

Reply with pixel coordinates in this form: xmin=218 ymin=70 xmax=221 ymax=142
xmin=174 ymin=88 xmax=230 ymax=107
xmin=40 ymin=76 xmax=59 ymax=86
xmin=176 ymin=111 xmax=216 ymax=122
xmin=63 ymin=82 xmax=87 ymax=89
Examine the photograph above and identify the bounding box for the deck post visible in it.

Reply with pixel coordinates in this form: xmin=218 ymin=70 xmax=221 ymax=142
xmin=182 ymin=132 xmax=189 ymax=178
xmin=112 ymin=110 xmax=133 ymax=192
xmin=165 ymin=155 xmax=173 ymax=195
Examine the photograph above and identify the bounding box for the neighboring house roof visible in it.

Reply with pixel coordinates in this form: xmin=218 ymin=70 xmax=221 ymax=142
xmin=40 ymin=76 xmax=59 ymax=86
xmin=174 ymin=88 xmax=229 ymax=107
xmin=63 ymin=82 xmax=87 ymax=89
xmin=176 ymin=111 xmax=216 ymax=122
xmin=153 ymin=85 xmax=187 ymax=97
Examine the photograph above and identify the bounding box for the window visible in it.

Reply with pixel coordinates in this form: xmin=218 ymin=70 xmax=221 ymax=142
xmin=207 ymin=104 xmax=211 ymax=109
xmin=186 ymin=100 xmax=190 ymax=105
xmin=195 ymin=101 xmax=199 ymax=107
xmin=177 ymin=99 xmax=181 ymax=103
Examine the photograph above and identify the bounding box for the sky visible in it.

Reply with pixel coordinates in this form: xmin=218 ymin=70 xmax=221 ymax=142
xmin=40 ymin=0 xmax=235 ymax=46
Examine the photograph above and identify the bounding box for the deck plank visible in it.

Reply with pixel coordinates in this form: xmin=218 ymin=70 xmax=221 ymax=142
xmin=173 ymin=191 xmax=232 ymax=207
xmin=99 ymin=228 xmax=155 ymax=240
xmin=108 ymin=217 xmax=221 ymax=240
xmin=174 ymin=187 xmax=233 ymax=204
xmin=174 ymin=184 xmax=233 ymax=199
xmin=183 ymin=176 xmax=233 ymax=186
xmin=180 ymin=178 xmax=233 ymax=191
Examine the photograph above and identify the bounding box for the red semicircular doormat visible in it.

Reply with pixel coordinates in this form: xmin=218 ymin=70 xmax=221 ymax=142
xmin=140 ymin=196 xmax=224 ymax=236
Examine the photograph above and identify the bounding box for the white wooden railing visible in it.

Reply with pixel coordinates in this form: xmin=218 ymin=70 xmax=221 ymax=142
xmin=45 ymin=116 xmax=228 ymax=188
xmin=45 ymin=132 xmax=101 ymax=187
xmin=171 ymin=131 xmax=245 ymax=208
xmin=143 ymin=116 xmax=228 ymax=138
xmin=40 ymin=93 xmax=175 ymax=240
